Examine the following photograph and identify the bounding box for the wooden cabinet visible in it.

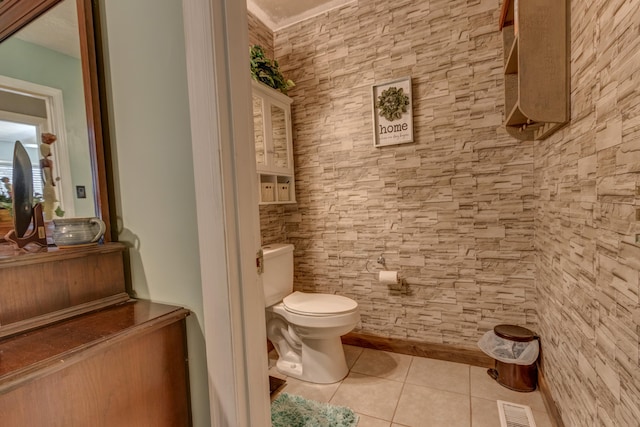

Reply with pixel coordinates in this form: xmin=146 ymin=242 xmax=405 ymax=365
xmin=0 ymin=243 xmax=130 ymax=338
xmin=499 ymin=0 xmax=569 ymax=140
xmin=0 ymin=244 xmax=192 ymax=426
xmin=0 ymin=300 xmax=191 ymax=427
xmin=252 ymin=80 xmax=296 ymax=204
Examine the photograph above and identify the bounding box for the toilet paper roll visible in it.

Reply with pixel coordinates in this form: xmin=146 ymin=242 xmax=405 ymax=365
xmin=378 ymin=270 xmax=399 ymax=285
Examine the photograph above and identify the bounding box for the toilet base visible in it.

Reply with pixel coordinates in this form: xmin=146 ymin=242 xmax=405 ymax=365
xmin=275 ymin=335 xmax=349 ymax=384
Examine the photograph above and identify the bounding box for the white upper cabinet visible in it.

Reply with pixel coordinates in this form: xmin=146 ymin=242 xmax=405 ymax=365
xmin=251 ymin=80 xmax=296 ymax=204
xmin=252 ymin=80 xmax=294 ymax=175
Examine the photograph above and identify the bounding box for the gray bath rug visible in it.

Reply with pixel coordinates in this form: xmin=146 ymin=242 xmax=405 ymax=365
xmin=271 ymin=392 xmax=359 ymax=427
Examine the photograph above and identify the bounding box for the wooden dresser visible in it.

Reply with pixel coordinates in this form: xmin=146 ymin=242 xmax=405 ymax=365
xmin=0 ymin=243 xmax=192 ymax=426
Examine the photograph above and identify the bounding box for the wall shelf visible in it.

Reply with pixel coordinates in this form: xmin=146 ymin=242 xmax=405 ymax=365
xmin=499 ymin=0 xmax=569 ymax=140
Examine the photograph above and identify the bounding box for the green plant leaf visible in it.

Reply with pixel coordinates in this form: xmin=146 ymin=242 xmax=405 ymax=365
xmin=249 ymin=45 xmax=294 ymax=94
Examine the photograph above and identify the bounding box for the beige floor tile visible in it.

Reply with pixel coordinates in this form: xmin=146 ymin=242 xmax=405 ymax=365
xmin=393 ymin=383 xmax=471 ymax=427
xmin=406 ymin=356 xmax=470 ymax=395
xmin=471 ymin=397 xmax=500 ymax=427
xmin=470 ymin=366 xmax=546 ymax=412
xmin=356 ymin=413 xmax=392 ymax=426
xmin=330 ymin=372 xmax=403 ymax=421
xmin=278 ymin=376 xmax=341 ymax=403
xmin=532 ymin=409 xmax=554 ymax=427
xmin=344 ymin=344 xmax=365 ymax=369
xmin=350 ymin=348 xmax=413 ymax=382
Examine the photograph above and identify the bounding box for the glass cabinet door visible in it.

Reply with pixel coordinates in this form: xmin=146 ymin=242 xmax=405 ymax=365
xmin=270 ymin=104 xmax=289 ymax=170
xmin=252 ymin=95 xmax=266 ymax=168
xmin=251 ymin=80 xmax=295 ymax=204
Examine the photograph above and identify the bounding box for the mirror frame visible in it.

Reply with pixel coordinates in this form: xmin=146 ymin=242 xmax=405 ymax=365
xmin=0 ymin=0 xmax=114 ymax=242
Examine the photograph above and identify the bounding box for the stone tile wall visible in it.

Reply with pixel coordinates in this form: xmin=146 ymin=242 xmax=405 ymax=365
xmin=248 ymin=11 xmax=274 ymax=58
xmin=534 ymin=1 xmax=640 ymax=425
xmin=272 ymin=0 xmax=537 ymax=345
xmin=251 ymin=0 xmax=640 ymax=424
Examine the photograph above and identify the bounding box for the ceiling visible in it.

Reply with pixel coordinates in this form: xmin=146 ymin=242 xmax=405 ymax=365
xmin=11 ymin=0 xmax=348 ymax=55
xmin=247 ymin=0 xmax=356 ymax=31
xmin=13 ymin=0 xmax=80 ymax=59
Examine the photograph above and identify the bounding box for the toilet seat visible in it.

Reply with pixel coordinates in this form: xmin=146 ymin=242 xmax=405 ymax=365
xmin=283 ymin=291 xmax=358 ymax=316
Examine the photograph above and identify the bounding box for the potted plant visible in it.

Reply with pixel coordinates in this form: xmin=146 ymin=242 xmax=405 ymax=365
xmin=250 ymin=45 xmax=295 ymax=94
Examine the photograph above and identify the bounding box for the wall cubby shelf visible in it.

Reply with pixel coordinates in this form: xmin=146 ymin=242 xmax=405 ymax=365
xmin=499 ymin=0 xmax=569 ymax=140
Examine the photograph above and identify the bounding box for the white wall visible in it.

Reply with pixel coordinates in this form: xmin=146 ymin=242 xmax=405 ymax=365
xmin=98 ymin=0 xmax=210 ymax=425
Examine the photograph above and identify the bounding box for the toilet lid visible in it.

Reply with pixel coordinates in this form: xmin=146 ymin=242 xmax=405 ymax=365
xmin=283 ymin=291 xmax=358 ymax=316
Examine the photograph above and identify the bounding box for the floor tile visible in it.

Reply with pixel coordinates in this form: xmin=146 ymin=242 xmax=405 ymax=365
xmin=393 ymin=383 xmax=471 ymax=427
xmin=330 ymin=372 xmax=403 ymax=421
xmin=344 ymin=344 xmax=364 ymax=369
xmin=269 ymin=345 xmax=555 ymax=427
xmin=278 ymin=376 xmax=341 ymax=403
xmin=470 ymin=366 xmax=546 ymax=412
xmin=406 ymin=356 xmax=470 ymax=395
xmin=350 ymin=348 xmax=412 ymax=382
xmin=532 ymin=409 xmax=554 ymax=427
xmin=471 ymin=397 xmax=501 ymax=427
xmin=356 ymin=413 xmax=392 ymax=426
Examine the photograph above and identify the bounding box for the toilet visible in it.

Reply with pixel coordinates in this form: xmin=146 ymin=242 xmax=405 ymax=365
xmin=263 ymin=243 xmax=360 ymax=384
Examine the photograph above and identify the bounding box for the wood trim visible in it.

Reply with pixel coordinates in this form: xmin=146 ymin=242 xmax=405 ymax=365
xmin=0 ymin=0 xmax=61 ymax=43
xmin=342 ymin=332 xmax=495 ymax=368
xmin=498 ymin=0 xmax=512 ymax=30
xmin=538 ymin=368 xmax=565 ymax=427
xmin=0 ymin=241 xmax=126 ymax=266
xmin=90 ymin=0 xmax=117 ymax=242
xmin=77 ymin=0 xmax=112 ymax=242
xmin=0 ymin=293 xmax=130 ymax=339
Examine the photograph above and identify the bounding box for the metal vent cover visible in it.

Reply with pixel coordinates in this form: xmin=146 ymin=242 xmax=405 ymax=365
xmin=497 ymin=400 xmax=537 ymax=427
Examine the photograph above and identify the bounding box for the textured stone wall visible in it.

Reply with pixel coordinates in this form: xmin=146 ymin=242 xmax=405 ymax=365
xmin=248 ymin=11 xmax=274 ymax=58
xmin=534 ymin=0 xmax=640 ymax=425
xmin=250 ymin=0 xmax=640 ymax=423
xmin=272 ymin=0 xmax=537 ymax=345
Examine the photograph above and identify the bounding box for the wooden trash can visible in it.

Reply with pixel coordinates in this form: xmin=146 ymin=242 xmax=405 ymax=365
xmin=487 ymin=324 xmax=539 ymax=392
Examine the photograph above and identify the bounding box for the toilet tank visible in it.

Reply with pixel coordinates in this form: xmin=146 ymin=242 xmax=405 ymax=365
xmin=262 ymin=244 xmax=294 ymax=307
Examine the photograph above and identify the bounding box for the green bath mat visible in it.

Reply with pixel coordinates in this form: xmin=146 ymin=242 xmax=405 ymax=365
xmin=271 ymin=392 xmax=359 ymax=427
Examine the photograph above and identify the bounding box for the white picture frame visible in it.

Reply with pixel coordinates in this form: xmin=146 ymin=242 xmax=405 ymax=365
xmin=372 ymin=76 xmax=413 ymax=147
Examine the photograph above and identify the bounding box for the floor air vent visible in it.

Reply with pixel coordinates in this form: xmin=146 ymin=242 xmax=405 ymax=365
xmin=497 ymin=400 xmax=537 ymax=427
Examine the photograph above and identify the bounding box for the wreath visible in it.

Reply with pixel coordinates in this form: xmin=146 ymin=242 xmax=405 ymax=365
xmin=375 ymin=86 xmax=410 ymax=121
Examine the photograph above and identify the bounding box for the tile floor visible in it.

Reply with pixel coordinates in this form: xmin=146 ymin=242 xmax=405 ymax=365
xmin=269 ymin=345 xmax=554 ymax=427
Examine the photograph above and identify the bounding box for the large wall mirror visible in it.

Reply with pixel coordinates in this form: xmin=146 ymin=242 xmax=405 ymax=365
xmin=0 ymin=0 xmax=113 ymax=242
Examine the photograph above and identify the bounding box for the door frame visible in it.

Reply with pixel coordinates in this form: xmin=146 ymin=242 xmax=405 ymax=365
xmin=182 ymin=0 xmax=270 ymax=426
xmin=0 ymin=75 xmax=75 ymax=217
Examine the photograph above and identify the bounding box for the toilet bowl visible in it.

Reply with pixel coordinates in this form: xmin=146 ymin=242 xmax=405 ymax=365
xmin=262 ymin=244 xmax=360 ymax=384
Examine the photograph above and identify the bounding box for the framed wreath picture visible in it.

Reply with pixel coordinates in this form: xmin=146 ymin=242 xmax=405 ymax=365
xmin=372 ymin=76 xmax=413 ymax=147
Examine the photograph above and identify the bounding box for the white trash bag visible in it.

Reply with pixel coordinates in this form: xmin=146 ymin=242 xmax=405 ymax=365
xmin=477 ymin=330 xmax=539 ymax=366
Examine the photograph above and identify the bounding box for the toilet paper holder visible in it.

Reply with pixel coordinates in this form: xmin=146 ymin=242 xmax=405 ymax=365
xmin=366 ymin=254 xmax=402 ymax=289
xmin=377 ymin=254 xmax=387 ymax=269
